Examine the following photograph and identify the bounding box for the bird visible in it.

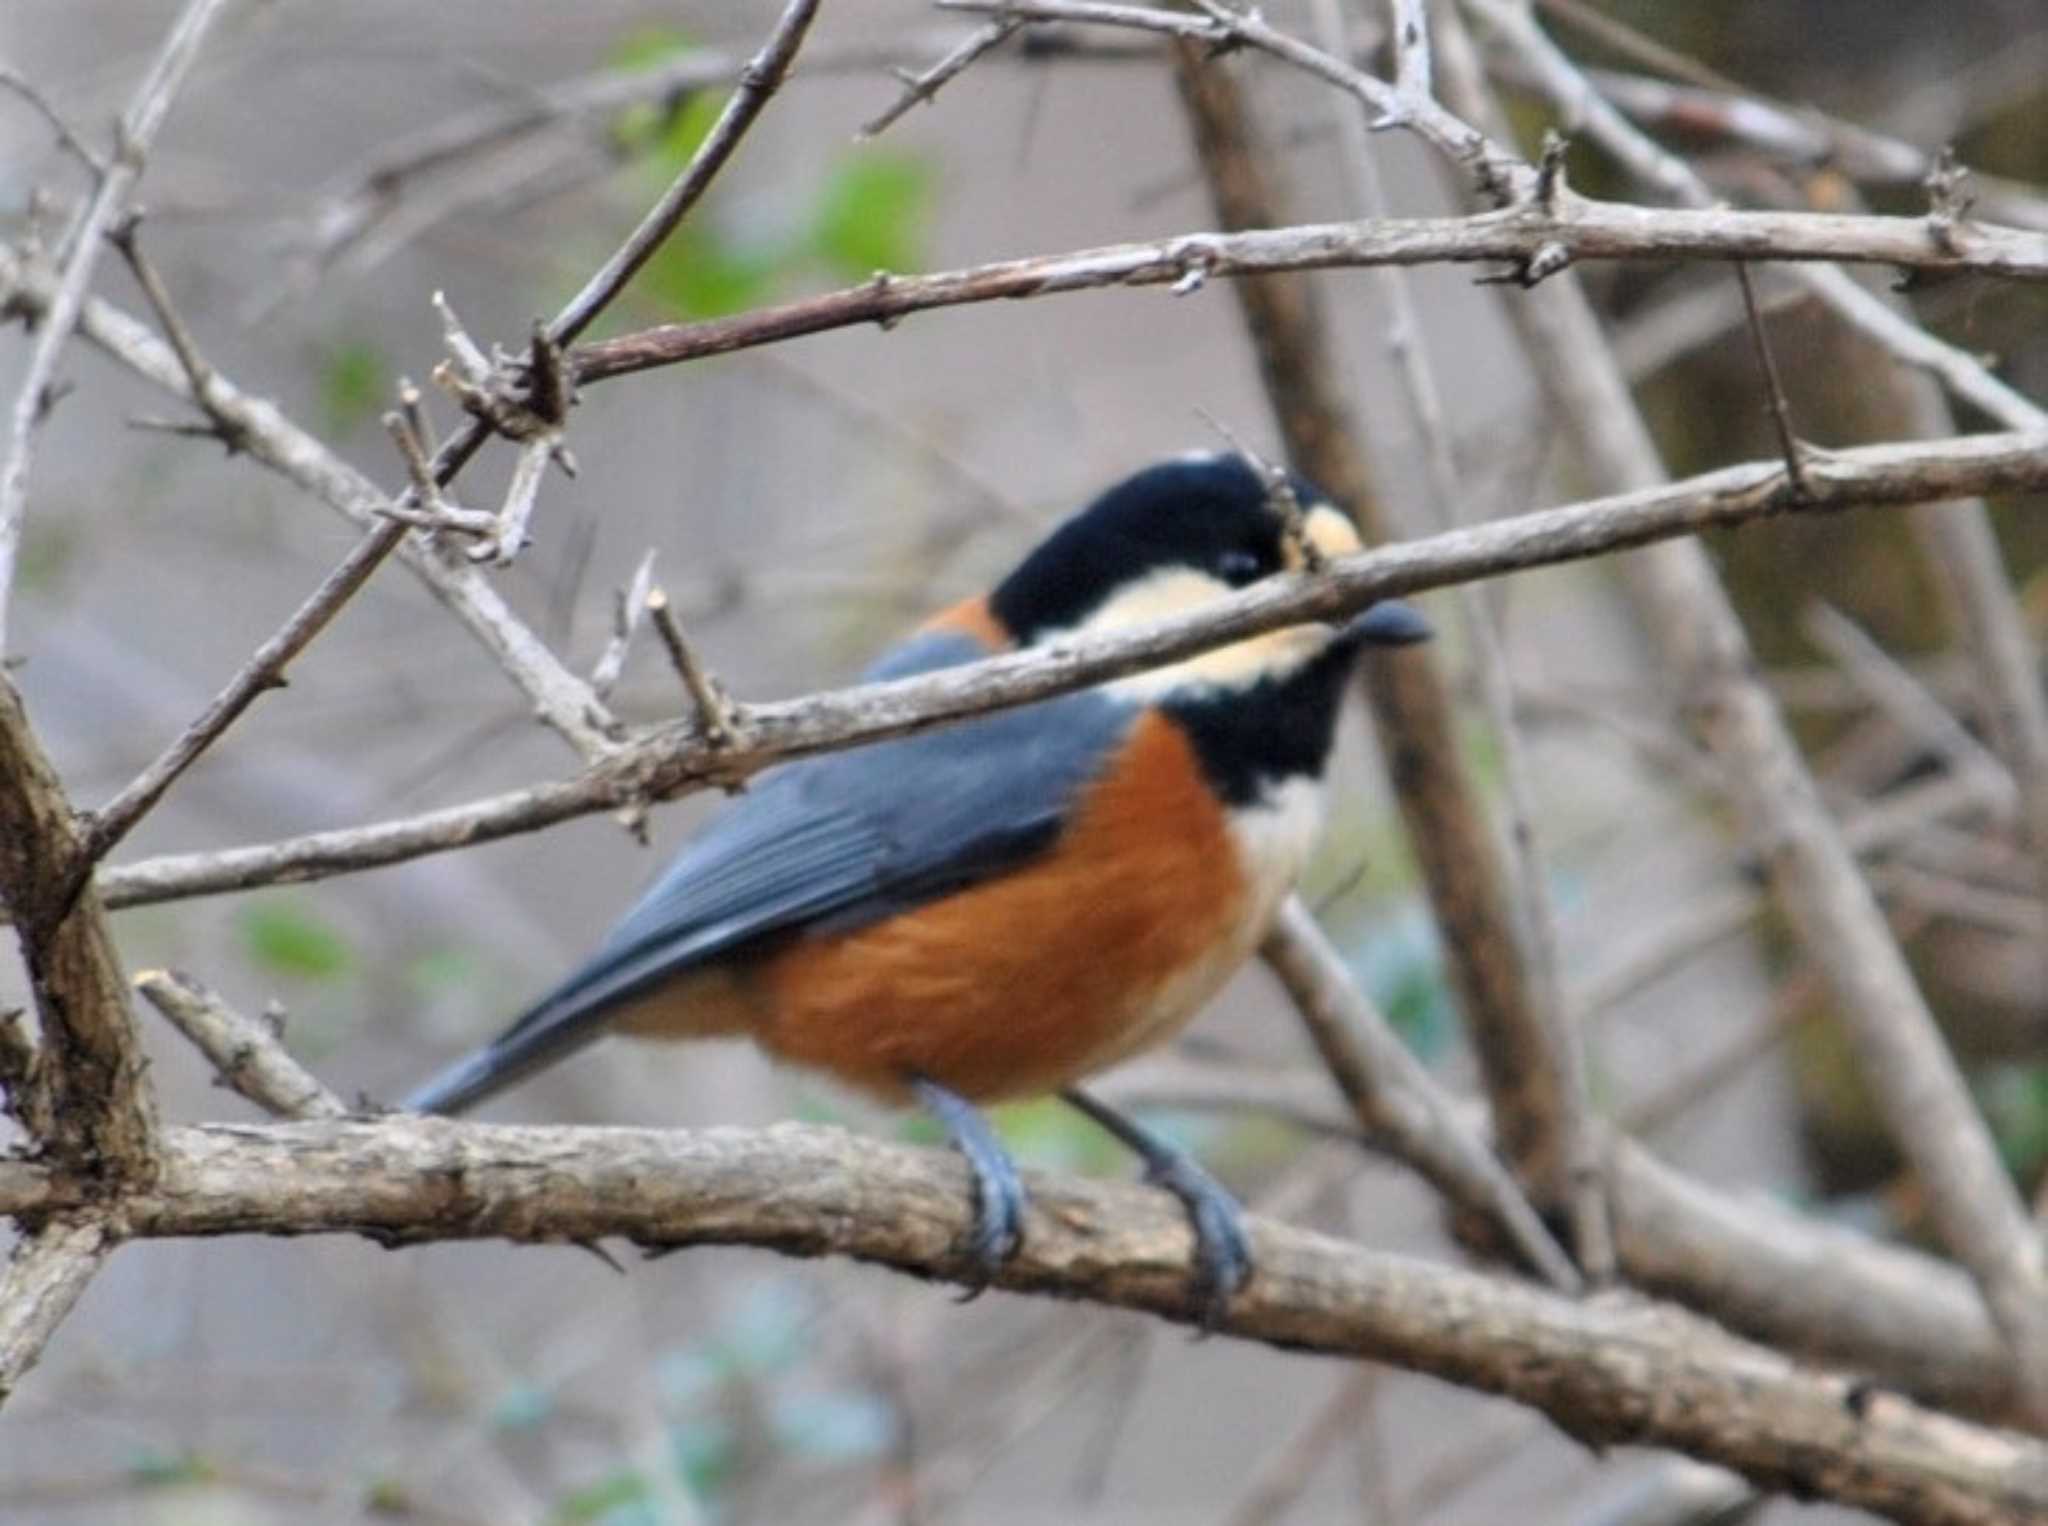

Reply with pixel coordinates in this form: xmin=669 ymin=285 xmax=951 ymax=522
xmin=403 ymin=452 xmax=1429 ymax=1322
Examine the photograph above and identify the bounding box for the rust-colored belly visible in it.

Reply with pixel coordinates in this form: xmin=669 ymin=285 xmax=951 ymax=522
xmin=755 ymin=711 xmax=1250 ymax=1103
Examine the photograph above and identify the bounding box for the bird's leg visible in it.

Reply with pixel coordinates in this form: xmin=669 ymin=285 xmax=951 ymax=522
xmin=909 ymin=1074 xmax=1027 ymax=1295
xmin=1062 ymin=1087 xmax=1251 ymax=1329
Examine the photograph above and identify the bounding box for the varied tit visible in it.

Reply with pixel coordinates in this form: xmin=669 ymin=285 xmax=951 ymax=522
xmin=404 ymin=453 xmax=1429 ymax=1322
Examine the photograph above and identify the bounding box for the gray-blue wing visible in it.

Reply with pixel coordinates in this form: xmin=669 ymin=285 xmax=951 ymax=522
xmin=404 ymin=631 xmax=1135 ymax=1114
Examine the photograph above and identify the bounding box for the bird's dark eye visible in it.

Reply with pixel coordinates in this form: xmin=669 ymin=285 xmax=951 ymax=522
xmin=1216 ymin=549 xmax=1265 ymax=585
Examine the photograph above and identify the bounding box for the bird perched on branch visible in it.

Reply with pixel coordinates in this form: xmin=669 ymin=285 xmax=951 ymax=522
xmin=404 ymin=453 xmax=1428 ymax=1322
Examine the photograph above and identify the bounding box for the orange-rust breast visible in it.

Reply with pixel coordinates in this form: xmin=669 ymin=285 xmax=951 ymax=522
xmin=750 ymin=710 xmax=1250 ymax=1104
xmin=919 ymin=594 xmax=1011 ymax=651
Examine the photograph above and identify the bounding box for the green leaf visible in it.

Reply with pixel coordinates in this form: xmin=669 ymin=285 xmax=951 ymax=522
xmin=1978 ymin=1063 xmax=2048 ymax=1178
xmin=128 ymin=1449 xmax=214 ymax=1487
xmin=608 ymin=24 xmax=696 ymax=74
xmin=892 ymin=1112 xmax=944 ymax=1148
xmin=995 ymin=1094 xmax=1123 ymax=1172
xmin=317 ymin=340 xmax=386 ymax=436
xmin=672 ymin=1418 xmax=738 ymax=1499
xmin=549 ymin=1468 xmax=654 ymax=1526
xmin=810 ymin=152 xmax=933 ymax=278
xmin=239 ymin=902 xmax=352 ymax=981
xmin=363 ymin=1478 xmax=414 ymax=1515
xmin=636 ymin=222 xmax=775 ymax=319
xmin=608 ymin=27 xmax=729 ymax=172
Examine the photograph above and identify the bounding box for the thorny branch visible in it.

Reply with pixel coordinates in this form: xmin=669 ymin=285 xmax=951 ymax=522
xmin=1430 ymin=0 xmax=2048 ymax=1422
xmin=573 ymin=198 xmax=2048 ymax=384
xmin=1168 ymin=32 xmax=1601 ymax=1271
xmin=0 ymin=0 xmax=236 ymax=653
xmin=75 ymin=428 xmax=2048 ymax=908
xmin=0 ymin=0 xmax=833 ymax=1433
xmin=0 ymin=1116 xmax=2039 ymax=1525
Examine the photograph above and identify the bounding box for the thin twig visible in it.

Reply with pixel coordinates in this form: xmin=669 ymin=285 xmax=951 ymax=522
xmin=1732 ymin=260 xmax=1809 ymax=497
xmin=1618 ymin=957 xmax=1830 ymax=1140
xmin=133 ymin=969 xmax=347 ymax=1121
xmin=285 ymin=36 xmax=966 ymax=291
xmin=1308 ymin=0 xmax=1605 ymax=1279
xmin=570 ymin=199 xmax=2048 ymax=387
xmin=550 ymin=0 xmax=824 ymax=346
xmin=1263 ymin=899 xmax=1581 ymax=1291
xmin=0 ymin=245 xmax=620 ymax=759
xmin=1878 ymin=861 xmax=2046 ymax=939
xmin=473 ymin=433 xmax=555 ymax=565
xmin=0 ymin=68 xmax=105 ymax=180
xmin=646 ymin=588 xmax=740 ymax=757
xmin=1382 ymin=0 xmax=1433 ymax=121
xmin=102 ymin=213 xmax=247 ymax=449
xmin=1459 ymin=0 xmax=2048 ymax=432
xmin=80 ymin=521 xmax=409 ymax=866
xmin=377 ymin=410 xmax=495 ymax=537
xmin=1434 ymin=1 xmax=2048 ymax=1424
xmin=1804 ymin=602 xmax=2019 ymax=819
xmin=1218 ymin=1369 xmax=1380 ymax=1526
xmin=589 ymin=549 xmax=661 ymax=699
xmin=0 ymin=1219 xmax=112 ymax=1408
xmin=860 ymin=16 xmax=1027 ymax=137
xmin=1169 ymin=26 xmax=1588 ymax=1257
xmin=81 ymin=427 xmax=2048 ymax=909
xmin=0 ymin=0 xmax=236 ymax=653
xmin=1193 ymin=412 xmax=1317 ymax=565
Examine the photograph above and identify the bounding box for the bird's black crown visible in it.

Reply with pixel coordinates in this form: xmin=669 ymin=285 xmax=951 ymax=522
xmin=989 ymin=453 xmax=1318 ymax=644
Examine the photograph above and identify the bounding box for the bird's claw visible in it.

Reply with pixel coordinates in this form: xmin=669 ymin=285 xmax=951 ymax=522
xmin=952 ymin=1139 xmax=1028 ymax=1301
xmin=910 ymin=1073 xmax=1029 ymax=1300
xmin=1146 ymin=1150 xmax=1252 ymax=1331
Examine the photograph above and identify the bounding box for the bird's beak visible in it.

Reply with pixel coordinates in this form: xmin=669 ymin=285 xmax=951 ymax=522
xmin=1340 ymin=600 xmax=1432 ymax=648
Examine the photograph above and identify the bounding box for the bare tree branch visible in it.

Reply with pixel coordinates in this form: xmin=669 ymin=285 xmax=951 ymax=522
xmin=0 ymin=1218 xmax=112 ymax=1408
xmin=1805 ymin=602 xmax=2018 ymax=819
xmin=133 ymin=969 xmax=346 ymax=1121
xmin=3 ymin=0 xmax=828 ymax=780
xmin=1096 ymin=1056 xmax=2028 ymax=1423
xmin=588 ymin=548 xmax=660 ymax=699
xmin=859 ymin=16 xmax=1026 ymax=138
xmin=1431 ymin=6 xmax=2048 ymax=1425
xmin=4 ymin=1116 xmax=2026 ymax=1525
xmin=0 ymin=67 xmax=106 ymax=180
xmin=0 ymin=241 xmax=620 ymax=759
xmin=1327 ymin=0 xmax=1605 ymax=1276
xmin=288 ymin=34 xmax=966 ymax=288
xmin=1169 ymin=34 xmax=1596 ymax=1267
xmin=0 ymin=0 xmax=235 ymax=652
xmin=571 ymin=196 xmax=2048 ymax=387
xmin=84 ymin=427 xmax=2048 ymax=907
xmin=550 ymin=0 xmax=822 ymax=346
xmin=1261 ymin=898 xmax=1580 ymax=1291
xmin=1468 ymin=0 xmax=2048 ymax=924
xmin=0 ymin=678 xmax=157 ymax=1174
xmin=79 ymin=521 xmax=407 ymax=865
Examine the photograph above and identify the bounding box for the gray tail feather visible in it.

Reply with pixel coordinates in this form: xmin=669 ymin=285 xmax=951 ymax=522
xmin=400 ymin=997 xmax=605 ymax=1115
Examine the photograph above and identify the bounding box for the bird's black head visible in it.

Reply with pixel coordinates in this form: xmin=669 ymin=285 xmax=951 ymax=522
xmin=990 ymin=454 xmax=1429 ymax=807
xmin=989 ymin=452 xmax=1352 ymax=644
